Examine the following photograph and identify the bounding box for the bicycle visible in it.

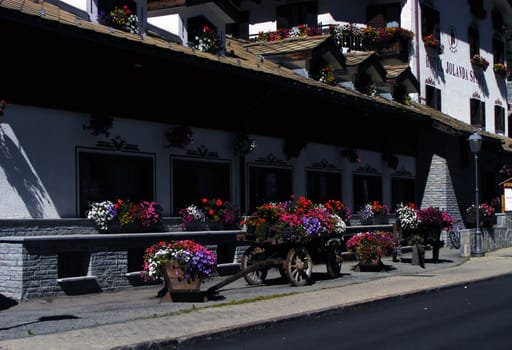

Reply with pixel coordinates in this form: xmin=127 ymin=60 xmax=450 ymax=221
xmin=448 ymin=226 xmax=461 ymax=249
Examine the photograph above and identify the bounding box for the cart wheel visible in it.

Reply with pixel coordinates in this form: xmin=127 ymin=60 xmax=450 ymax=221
xmin=241 ymin=246 xmax=268 ymax=285
xmin=326 ymin=241 xmax=343 ymax=278
xmin=285 ymin=245 xmax=312 ymax=286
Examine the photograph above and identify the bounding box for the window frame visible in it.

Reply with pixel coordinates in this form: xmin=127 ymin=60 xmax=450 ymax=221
xmin=352 ymin=173 xmax=383 ymax=214
xmin=391 ymin=176 xmax=416 ymax=211
xmin=170 ymin=156 xmax=232 ymax=216
xmin=421 ymin=5 xmax=440 ymax=40
xmin=468 ymin=26 xmax=480 ymax=58
xmin=76 ymin=148 xmax=156 ymax=218
xmin=495 ymin=105 xmax=505 ymax=134
xmin=426 ymin=84 xmax=442 ymax=111
xmin=305 ymin=169 xmax=342 ymax=204
xmin=247 ymin=164 xmax=293 ymax=214
xmin=470 ymin=97 xmax=486 ymax=129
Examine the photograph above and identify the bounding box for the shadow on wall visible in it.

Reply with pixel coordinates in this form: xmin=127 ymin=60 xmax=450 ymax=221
xmin=0 ymin=129 xmax=49 ymax=218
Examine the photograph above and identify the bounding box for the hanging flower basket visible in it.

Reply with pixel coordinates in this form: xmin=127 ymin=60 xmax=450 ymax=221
xmin=166 ymin=126 xmax=193 ymax=148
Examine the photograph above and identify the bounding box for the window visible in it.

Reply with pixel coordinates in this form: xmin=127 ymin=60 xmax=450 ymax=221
xmin=492 ymin=37 xmax=505 ymax=64
xmin=470 ymin=98 xmax=485 ymax=129
xmin=248 ymin=166 xmax=292 ymax=214
xmin=468 ymin=0 xmax=486 ymax=19
xmin=366 ymin=3 xmax=401 ymax=28
xmin=306 ymin=170 xmax=341 ymax=204
xmin=353 ymin=174 xmax=382 ymax=213
xmin=391 ymin=177 xmax=415 ymax=210
xmin=492 ymin=8 xmax=504 ymax=32
xmin=426 ymin=85 xmax=441 ymax=111
xmin=78 ymin=151 xmax=155 ymax=217
xmin=495 ymin=105 xmax=505 ymax=134
xmin=421 ymin=5 xmax=440 ymax=40
xmin=468 ymin=26 xmax=480 ymax=58
xmin=172 ymin=159 xmax=231 ymax=216
xmin=276 ymin=1 xmax=318 ymax=29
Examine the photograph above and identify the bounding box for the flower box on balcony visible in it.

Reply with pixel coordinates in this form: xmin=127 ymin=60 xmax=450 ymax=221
xmin=493 ymin=63 xmax=508 ymax=76
xmin=470 ymin=54 xmax=489 ymax=71
xmin=423 ymin=35 xmax=443 ymax=54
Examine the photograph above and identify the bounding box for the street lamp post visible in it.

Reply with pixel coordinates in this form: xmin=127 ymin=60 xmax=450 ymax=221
xmin=468 ymin=131 xmax=484 ymax=257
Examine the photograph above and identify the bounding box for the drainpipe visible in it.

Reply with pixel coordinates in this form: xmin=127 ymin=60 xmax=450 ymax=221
xmin=414 ymin=0 xmax=421 ymax=99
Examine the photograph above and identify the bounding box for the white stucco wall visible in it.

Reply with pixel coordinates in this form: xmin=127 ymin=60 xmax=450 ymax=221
xmin=148 ymin=14 xmax=183 ymax=40
xmin=0 ymin=104 xmax=414 ymax=219
xmin=415 ymin=0 xmax=508 ymax=133
xmin=61 ymin=0 xmax=86 ymax=11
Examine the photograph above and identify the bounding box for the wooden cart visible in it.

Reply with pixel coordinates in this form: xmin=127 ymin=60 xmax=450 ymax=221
xmin=235 ymin=231 xmax=344 ymax=287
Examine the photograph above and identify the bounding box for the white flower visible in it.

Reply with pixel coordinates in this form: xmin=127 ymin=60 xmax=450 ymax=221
xmin=396 ymin=203 xmax=420 ymax=231
xmin=332 ymin=214 xmax=347 ymax=233
xmin=87 ymin=200 xmax=116 ymax=230
xmin=186 ymin=204 xmax=206 ymax=222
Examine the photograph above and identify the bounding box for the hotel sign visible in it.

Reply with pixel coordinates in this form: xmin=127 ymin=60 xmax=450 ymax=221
xmin=426 ymin=55 xmax=483 ymax=84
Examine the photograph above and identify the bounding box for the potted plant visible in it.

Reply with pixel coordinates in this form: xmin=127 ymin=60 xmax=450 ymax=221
xmin=423 ymin=34 xmax=444 ymax=54
xmin=242 ymin=196 xmax=347 ymax=244
xmin=396 ymin=202 xmax=425 ymax=266
xmin=396 ymin=202 xmax=420 ymax=240
xmin=192 ymin=25 xmax=222 ymax=53
xmin=345 ymin=231 xmax=395 ymax=271
xmin=324 ymin=199 xmax=352 ymax=225
xmin=465 ymin=202 xmax=496 ymax=228
xmin=179 ymin=198 xmax=240 ymax=230
xmin=97 ymin=3 xmax=139 ymax=34
xmin=319 ymin=64 xmax=336 ymax=86
xmin=359 ymin=200 xmax=389 ymax=224
xmin=470 ymin=54 xmax=490 ymax=71
xmin=493 ymin=63 xmax=507 ymax=76
xmin=142 ymin=240 xmax=217 ymax=298
xmin=165 ymin=125 xmax=193 ymax=148
xmin=86 ymin=199 xmax=163 ymax=233
xmin=416 ymin=206 xmax=453 ymax=263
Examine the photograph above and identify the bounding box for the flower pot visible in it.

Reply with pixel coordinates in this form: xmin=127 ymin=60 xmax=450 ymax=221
xmin=465 ymin=210 xmax=496 ymax=228
xmin=161 ymin=261 xmax=202 ymax=302
xmin=354 ymin=256 xmax=384 ymax=272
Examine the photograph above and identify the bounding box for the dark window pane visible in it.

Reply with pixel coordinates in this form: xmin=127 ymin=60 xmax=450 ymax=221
xmin=172 ymin=159 xmax=231 ymax=216
xmin=276 ymin=1 xmax=318 ymax=28
xmin=468 ymin=26 xmax=479 ymax=58
xmin=306 ymin=171 xmax=341 ymax=203
xmin=391 ymin=177 xmax=416 ymax=210
xmin=78 ymin=152 xmax=154 ymax=217
xmin=248 ymin=166 xmax=292 ymax=214
xmin=367 ymin=3 xmax=401 ymax=28
xmin=492 ymin=37 xmax=504 ymax=64
xmin=353 ymin=175 xmax=382 ymax=212
xmin=470 ymin=98 xmax=484 ymax=128
xmin=421 ymin=5 xmax=440 ymax=39
xmin=426 ymin=85 xmax=441 ymax=111
xmin=495 ymin=105 xmax=505 ymax=134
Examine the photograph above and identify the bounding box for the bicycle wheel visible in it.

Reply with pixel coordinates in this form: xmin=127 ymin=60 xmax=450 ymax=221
xmin=449 ymin=230 xmax=461 ymax=249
